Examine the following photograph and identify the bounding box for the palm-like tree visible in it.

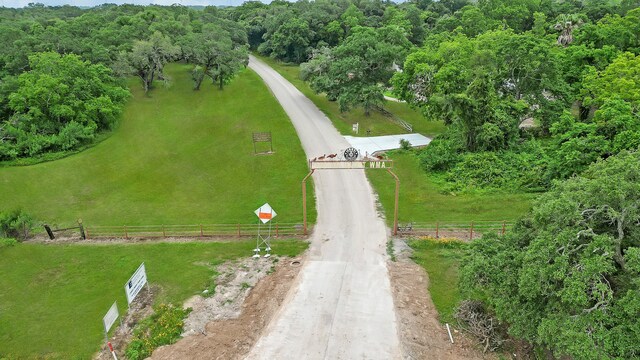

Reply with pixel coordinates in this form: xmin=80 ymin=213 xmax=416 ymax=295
xmin=554 ymin=14 xmax=584 ymax=47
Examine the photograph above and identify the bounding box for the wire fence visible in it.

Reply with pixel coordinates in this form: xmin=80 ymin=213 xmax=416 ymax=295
xmin=65 ymin=221 xmax=511 ymax=241
xmin=84 ymin=223 xmax=306 ymax=240
xmin=395 ymin=221 xmax=513 ymax=241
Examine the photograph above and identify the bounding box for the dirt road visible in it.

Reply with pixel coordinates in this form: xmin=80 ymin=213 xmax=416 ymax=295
xmin=246 ymin=56 xmax=401 ymax=359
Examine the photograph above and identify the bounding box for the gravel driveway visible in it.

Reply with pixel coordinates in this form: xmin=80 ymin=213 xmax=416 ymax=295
xmin=246 ymin=56 xmax=401 ymax=359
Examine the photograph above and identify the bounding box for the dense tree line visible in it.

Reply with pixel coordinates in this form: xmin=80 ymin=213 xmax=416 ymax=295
xmin=0 ymin=4 xmax=248 ymax=161
xmin=390 ymin=3 xmax=640 ymax=192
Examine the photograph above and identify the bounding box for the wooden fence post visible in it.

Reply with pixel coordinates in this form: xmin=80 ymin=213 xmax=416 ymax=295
xmin=436 ymin=222 xmax=439 ymax=239
xmin=85 ymin=227 xmax=90 ymax=240
xmin=469 ymin=222 xmax=474 ymax=241
xmin=124 ymin=225 xmax=128 ymax=240
xmin=78 ymin=220 xmax=86 ymax=240
xmin=502 ymin=221 xmax=506 ymax=236
xmin=237 ymin=224 xmax=240 ymax=238
xmin=200 ymin=224 xmax=203 ymax=238
xmin=162 ymin=225 xmax=166 ymax=238
xmin=276 ymin=223 xmax=279 ymax=237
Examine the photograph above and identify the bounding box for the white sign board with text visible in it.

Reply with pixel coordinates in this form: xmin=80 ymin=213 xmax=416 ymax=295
xmin=103 ymin=301 xmax=119 ymax=334
xmin=124 ymin=263 xmax=148 ymax=305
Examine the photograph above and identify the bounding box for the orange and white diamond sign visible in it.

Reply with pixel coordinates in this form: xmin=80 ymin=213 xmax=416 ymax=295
xmin=255 ymin=203 xmax=277 ymax=224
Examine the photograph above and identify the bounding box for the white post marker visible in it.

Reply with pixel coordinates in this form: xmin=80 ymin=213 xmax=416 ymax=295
xmin=254 ymin=203 xmax=277 ymax=258
xmin=124 ymin=263 xmax=148 ymax=306
xmin=446 ymin=323 xmax=454 ymax=344
xmin=102 ymin=301 xmax=119 ymax=344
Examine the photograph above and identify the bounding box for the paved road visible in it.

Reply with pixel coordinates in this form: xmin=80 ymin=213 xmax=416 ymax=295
xmin=246 ymin=57 xmax=401 ymax=359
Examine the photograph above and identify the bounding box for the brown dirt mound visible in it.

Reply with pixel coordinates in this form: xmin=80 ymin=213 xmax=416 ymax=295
xmin=149 ymin=256 xmax=303 ymax=360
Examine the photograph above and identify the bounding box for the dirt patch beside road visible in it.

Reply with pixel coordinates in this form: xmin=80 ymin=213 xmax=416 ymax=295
xmin=149 ymin=256 xmax=303 ymax=360
xmin=389 ymin=239 xmax=494 ymax=360
xmin=181 ymin=257 xmax=277 ymax=336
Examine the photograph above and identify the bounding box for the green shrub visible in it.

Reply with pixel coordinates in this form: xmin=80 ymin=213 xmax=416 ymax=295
xmin=446 ymin=152 xmax=510 ymax=190
xmin=445 ymin=141 xmax=550 ymax=192
xmin=1 ymin=52 xmax=129 ymax=160
xmin=125 ymin=304 xmax=192 ymax=360
xmin=419 ymin=131 xmax=464 ymax=172
xmin=0 ymin=238 xmax=18 ymax=248
xmin=399 ymin=138 xmax=412 ymax=151
xmin=0 ymin=209 xmax=33 ymax=240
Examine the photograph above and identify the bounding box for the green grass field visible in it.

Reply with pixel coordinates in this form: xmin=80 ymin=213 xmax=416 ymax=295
xmin=255 ymin=55 xmax=446 ymax=137
xmin=408 ymin=238 xmax=467 ymax=323
xmin=0 ymin=64 xmax=315 ymax=227
xmin=368 ymin=151 xmax=536 ymax=224
xmin=0 ymin=240 xmax=307 ymax=359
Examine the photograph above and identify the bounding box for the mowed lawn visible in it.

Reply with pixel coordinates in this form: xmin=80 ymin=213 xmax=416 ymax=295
xmin=0 ymin=63 xmax=315 ymax=227
xmin=368 ymin=151 xmax=536 ymax=224
xmin=0 ymin=240 xmax=307 ymax=359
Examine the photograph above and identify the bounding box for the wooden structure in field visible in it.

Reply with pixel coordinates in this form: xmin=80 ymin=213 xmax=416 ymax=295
xmin=252 ymin=132 xmax=273 ymax=155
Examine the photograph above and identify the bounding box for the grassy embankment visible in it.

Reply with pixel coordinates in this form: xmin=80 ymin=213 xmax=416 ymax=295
xmin=0 ymin=240 xmax=307 ymax=359
xmin=0 ymin=63 xmax=315 ymax=227
xmin=408 ymin=239 xmax=467 ymax=323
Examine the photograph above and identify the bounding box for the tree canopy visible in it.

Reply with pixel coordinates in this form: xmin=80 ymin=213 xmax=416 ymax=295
xmin=1 ymin=52 xmax=129 ymax=159
xmin=301 ymin=26 xmax=411 ymax=115
xmin=461 ymin=151 xmax=640 ymax=359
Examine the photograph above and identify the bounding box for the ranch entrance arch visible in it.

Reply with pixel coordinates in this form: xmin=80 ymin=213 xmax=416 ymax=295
xmin=302 ymin=148 xmax=400 ymax=236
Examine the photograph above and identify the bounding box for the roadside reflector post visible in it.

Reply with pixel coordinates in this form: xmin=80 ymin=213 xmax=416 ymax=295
xmin=108 ymin=341 xmax=118 ymax=360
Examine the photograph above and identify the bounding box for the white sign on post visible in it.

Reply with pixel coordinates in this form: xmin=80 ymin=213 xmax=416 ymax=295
xmin=254 ymin=203 xmax=277 ymax=224
xmin=124 ymin=263 xmax=148 ymax=305
xmin=103 ymin=301 xmax=119 ymax=334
